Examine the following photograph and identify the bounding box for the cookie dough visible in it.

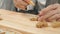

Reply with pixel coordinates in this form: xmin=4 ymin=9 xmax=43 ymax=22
xmin=30 ymin=17 xmax=38 ymax=21
xmin=36 ymin=21 xmax=48 ymax=28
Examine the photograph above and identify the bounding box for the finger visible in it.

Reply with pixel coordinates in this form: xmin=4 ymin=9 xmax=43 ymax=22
xmin=39 ymin=4 xmax=60 ymax=16
xmin=57 ymin=19 xmax=60 ymax=22
xmin=48 ymin=14 xmax=60 ymax=22
xmin=38 ymin=16 xmax=44 ymax=21
xmin=38 ymin=10 xmax=59 ymax=21
xmin=14 ymin=0 xmax=27 ymax=10
xmin=15 ymin=2 xmax=26 ymax=10
xmin=24 ymin=0 xmax=30 ymax=4
xmin=16 ymin=4 xmax=26 ymax=10
xmin=16 ymin=0 xmax=28 ymax=6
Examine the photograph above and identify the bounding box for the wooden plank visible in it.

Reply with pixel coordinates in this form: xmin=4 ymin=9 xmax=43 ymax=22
xmin=0 ymin=9 xmax=60 ymax=34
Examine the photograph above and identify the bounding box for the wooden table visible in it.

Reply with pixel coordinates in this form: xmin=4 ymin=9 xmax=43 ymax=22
xmin=0 ymin=9 xmax=60 ymax=34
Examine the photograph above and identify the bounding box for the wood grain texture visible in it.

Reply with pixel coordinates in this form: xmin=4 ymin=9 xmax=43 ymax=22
xmin=0 ymin=9 xmax=60 ymax=34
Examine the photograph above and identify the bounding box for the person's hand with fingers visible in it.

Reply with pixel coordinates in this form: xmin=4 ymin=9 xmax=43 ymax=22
xmin=38 ymin=4 xmax=60 ymax=22
xmin=13 ymin=0 xmax=30 ymax=10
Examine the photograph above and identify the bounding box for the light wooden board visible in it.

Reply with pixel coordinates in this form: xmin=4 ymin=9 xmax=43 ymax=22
xmin=0 ymin=9 xmax=60 ymax=34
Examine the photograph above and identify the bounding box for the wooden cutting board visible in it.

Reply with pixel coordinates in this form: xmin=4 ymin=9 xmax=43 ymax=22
xmin=0 ymin=9 xmax=60 ymax=34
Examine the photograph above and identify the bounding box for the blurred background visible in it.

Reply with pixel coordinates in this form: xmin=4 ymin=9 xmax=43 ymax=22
xmin=0 ymin=0 xmax=60 ymax=14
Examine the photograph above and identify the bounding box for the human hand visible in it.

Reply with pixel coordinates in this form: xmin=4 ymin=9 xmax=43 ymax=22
xmin=38 ymin=4 xmax=60 ymax=22
xmin=13 ymin=0 xmax=30 ymax=10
